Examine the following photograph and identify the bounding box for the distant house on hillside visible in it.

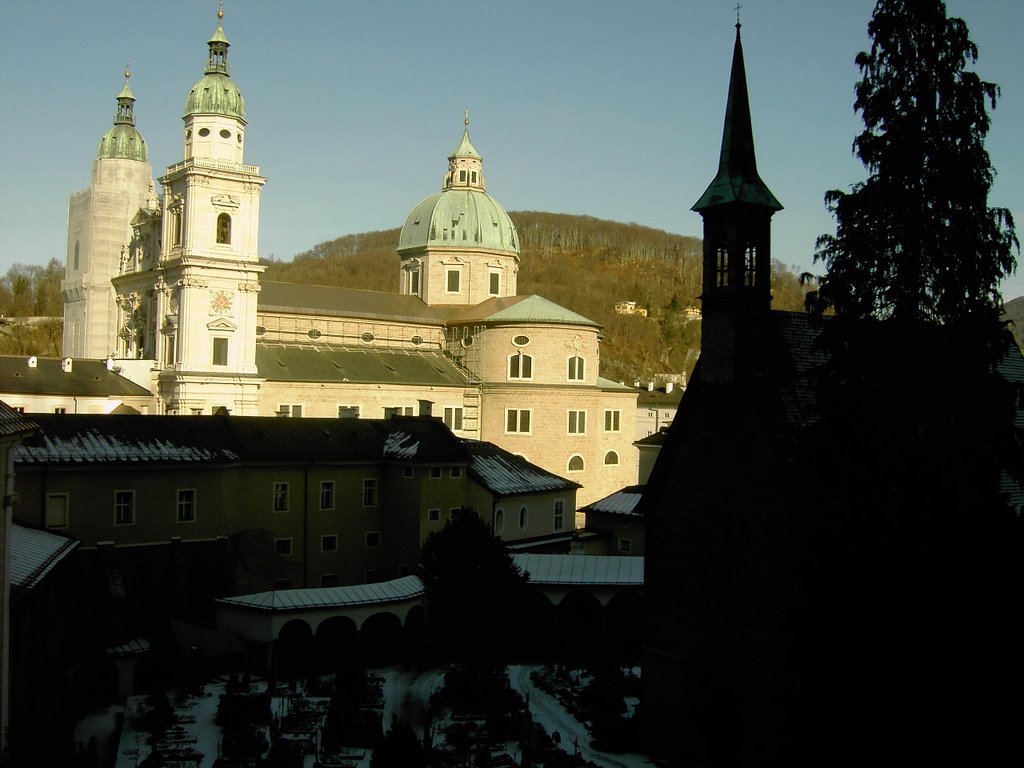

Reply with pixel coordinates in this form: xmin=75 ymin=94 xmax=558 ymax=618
xmin=614 ymin=300 xmax=648 ymax=317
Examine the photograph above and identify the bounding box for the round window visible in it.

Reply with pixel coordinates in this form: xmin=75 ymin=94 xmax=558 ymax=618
xmin=220 ymin=129 xmax=231 ymax=139
xmin=255 ymin=326 xmax=266 ymax=336
xmin=411 ymin=335 xmax=423 ymax=345
xmin=307 ymin=329 xmax=322 ymax=340
xmin=513 ymin=335 xmax=530 ymax=346
xmin=198 ymin=127 xmax=210 ymax=137
xmin=361 ymin=332 xmax=375 ymax=343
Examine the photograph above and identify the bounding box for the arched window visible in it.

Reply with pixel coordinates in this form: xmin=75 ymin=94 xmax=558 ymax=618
xmin=216 ymin=213 xmax=231 ymax=244
xmin=604 ymin=451 xmax=619 ymax=466
xmin=495 ymin=508 xmax=505 ymax=535
xmin=519 ymin=506 xmax=528 ymax=530
xmin=567 ymin=355 xmax=585 ymax=381
xmin=508 ymin=352 xmax=533 ymax=380
xmin=744 ymin=244 xmax=757 ymax=286
xmin=567 ymin=455 xmax=584 ymax=472
xmin=715 ymin=245 xmax=728 ymax=287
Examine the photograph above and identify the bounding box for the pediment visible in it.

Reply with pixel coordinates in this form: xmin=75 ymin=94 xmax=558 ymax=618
xmin=206 ymin=317 xmax=238 ymax=332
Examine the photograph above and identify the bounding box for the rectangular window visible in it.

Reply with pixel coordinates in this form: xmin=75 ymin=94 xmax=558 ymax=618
xmin=338 ymin=405 xmax=360 ymax=419
xmin=554 ymin=499 xmax=565 ymax=531
xmin=177 ymin=489 xmax=196 ymax=523
xmin=321 ymin=534 xmax=338 ymax=552
xmin=279 ymin=404 xmax=303 ymax=418
xmin=275 ymin=538 xmax=292 ymax=556
xmin=273 ymin=482 xmax=289 ymax=513
xmin=568 ymin=410 xmax=587 ymax=434
xmin=54 ymin=407 xmax=67 ymax=415
xmin=618 ymin=537 xmax=633 ymax=554
xmin=449 ymin=507 xmax=462 ymax=521
xmin=409 ymin=269 xmax=421 ymax=296
xmin=489 ymin=271 xmax=500 ymax=296
xmin=450 ymin=467 xmax=462 ymax=478
xmin=604 ymin=409 xmax=621 ymax=432
xmin=430 ymin=467 xmax=442 ymax=479
xmin=365 ymin=531 xmax=381 ymax=548
xmin=384 ymin=406 xmax=414 ymax=418
xmin=716 ymin=247 xmax=729 ymax=287
xmin=114 ymin=490 xmax=134 ymax=525
xmin=443 ymin=406 xmax=464 ymax=431
xmin=428 ymin=508 xmax=441 ymax=522
xmin=403 ymin=466 xmax=415 ymax=479
xmin=321 ymin=574 xmax=339 ymax=588
xmin=362 ymin=478 xmax=377 ymax=507
xmin=506 ymin=409 xmax=532 ymax=434
xmin=446 ymin=268 xmax=461 ymax=293
xmin=46 ymin=494 xmax=69 ymax=528
xmin=212 ymin=337 xmax=228 ymax=366
xmin=320 ymin=481 xmax=335 ymax=511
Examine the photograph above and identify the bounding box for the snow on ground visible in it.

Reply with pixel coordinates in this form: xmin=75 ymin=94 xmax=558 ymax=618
xmin=509 ymin=665 xmax=656 ymax=768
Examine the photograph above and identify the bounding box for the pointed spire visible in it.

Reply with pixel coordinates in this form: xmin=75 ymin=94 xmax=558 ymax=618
xmin=693 ymin=23 xmax=781 ymax=212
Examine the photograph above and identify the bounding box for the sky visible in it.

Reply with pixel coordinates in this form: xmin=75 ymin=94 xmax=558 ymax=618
xmin=1 ymin=0 xmax=1022 ymax=299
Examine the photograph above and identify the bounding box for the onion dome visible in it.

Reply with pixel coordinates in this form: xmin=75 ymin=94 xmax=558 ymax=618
xmin=183 ymin=5 xmax=246 ymax=121
xmin=96 ymin=69 xmax=148 ymax=162
xmin=398 ymin=115 xmax=518 ymax=255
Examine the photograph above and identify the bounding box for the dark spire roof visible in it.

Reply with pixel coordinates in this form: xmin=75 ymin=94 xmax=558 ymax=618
xmin=693 ymin=24 xmax=782 ymax=212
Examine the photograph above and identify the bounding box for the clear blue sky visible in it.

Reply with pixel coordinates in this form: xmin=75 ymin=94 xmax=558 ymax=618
xmin=2 ymin=0 xmax=1022 ymax=299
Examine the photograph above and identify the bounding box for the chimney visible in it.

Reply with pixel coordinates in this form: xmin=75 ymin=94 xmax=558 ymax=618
xmin=61 ymin=358 xmax=73 ymax=373
xmin=666 ymin=382 xmax=674 ymax=394
xmin=418 ymin=399 xmax=433 ymax=417
xmin=648 ymin=381 xmax=655 ymax=392
xmin=105 ymin=356 xmax=114 ymax=371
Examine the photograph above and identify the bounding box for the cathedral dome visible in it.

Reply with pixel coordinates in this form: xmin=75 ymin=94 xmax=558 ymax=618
xmin=97 ymin=78 xmax=148 ymax=162
xmin=183 ymin=12 xmax=246 ymax=121
xmin=398 ymin=124 xmax=518 ymax=255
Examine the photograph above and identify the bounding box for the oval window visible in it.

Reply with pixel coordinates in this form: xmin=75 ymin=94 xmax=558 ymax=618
xmin=361 ymin=332 xmax=375 ymax=343
xmin=307 ymin=329 xmax=322 ymax=340
xmin=461 ymin=336 xmax=474 ymax=348
xmin=198 ymin=127 xmax=210 ymax=137
xmin=185 ymin=129 xmax=192 ymax=139
xmin=237 ymin=133 xmax=243 ymax=143
xmin=411 ymin=335 xmax=423 ymax=345
xmin=513 ymin=335 xmax=530 ymax=346
xmin=255 ymin=326 xmax=266 ymax=336
xmin=220 ymin=129 xmax=231 ymax=139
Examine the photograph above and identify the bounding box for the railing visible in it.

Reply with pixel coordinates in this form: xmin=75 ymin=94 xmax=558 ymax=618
xmin=163 ymin=157 xmax=260 ymax=176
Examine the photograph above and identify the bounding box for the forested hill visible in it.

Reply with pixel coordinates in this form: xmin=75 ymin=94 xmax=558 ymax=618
xmin=264 ymin=212 xmax=814 ymax=383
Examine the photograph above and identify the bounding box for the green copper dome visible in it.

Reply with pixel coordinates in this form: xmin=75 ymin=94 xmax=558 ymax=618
xmin=398 ymin=189 xmax=519 ymax=254
xmin=97 ymin=77 xmax=148 ymax=162
xmin=183 ymin=14 xmax=246 ymax=121
xmin=399 ymin=123 xmax=519 ymax=255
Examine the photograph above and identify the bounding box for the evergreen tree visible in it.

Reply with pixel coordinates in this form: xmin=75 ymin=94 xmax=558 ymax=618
xmin=813 ymin=0 xmax=1017 ymax=339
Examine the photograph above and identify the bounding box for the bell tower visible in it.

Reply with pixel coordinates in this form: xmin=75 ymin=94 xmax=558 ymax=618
xmin=154 ymin=4 xmax=266 ymax=414
xmin=692 ymin=22 xmax=782 ymax=385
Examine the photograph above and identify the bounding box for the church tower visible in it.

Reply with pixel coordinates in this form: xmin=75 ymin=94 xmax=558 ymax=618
xmin=692 ymin=22 xmax=782 ymax=385
xmin=397 ymin=115 xmax=520 ymax=306
xmin=63 ymin=71 xmax=154 ymax=359
xmin=151 ymin=5 xmax=266 ymax=414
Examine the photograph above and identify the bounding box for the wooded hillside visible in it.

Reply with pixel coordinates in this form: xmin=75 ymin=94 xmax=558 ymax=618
xmin=265 ymin=212 xmax=814 ymax=383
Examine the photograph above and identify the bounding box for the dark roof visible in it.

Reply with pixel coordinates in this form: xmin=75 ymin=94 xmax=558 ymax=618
xmin=0 ymin=356 xmax=153 ymax=398
xmin=463 ymin=440 xmax=580 ymax=496
xmin=15 ymin=414 xmax=470 ymax=467
xmin=692 ymin=25 xmax=782 ymax=213
xmin=9 ymin=523 xmax=78 ymax=590
xmin=636 ymin=386 xmax=685 ymax=408
xmin=256 ymin=344 xmax=470 ymax=387
xmin=0 ymin=400 xmax=38 ymax=438
xmin=635 ymin=428 xmax=670 ymax=447
xmin=580 ymin=485 xmax=645 ymax=517
xmin=259 ymin=282 xmax=444 ymax=325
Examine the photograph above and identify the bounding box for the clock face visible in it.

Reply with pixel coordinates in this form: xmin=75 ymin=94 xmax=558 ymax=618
xmin=211 ymin=290 xmax=233 ymax=315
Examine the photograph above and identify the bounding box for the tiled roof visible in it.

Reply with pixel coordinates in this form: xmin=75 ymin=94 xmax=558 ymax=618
xmin=8 ymin=524 xmax=79 ymax=589
xmin=463 ymin=440 xmax=579 ymax=496
xmin=580 ymin=485 xmax=645 ymax=516
xmin=513 ymin=553 xmax=644 ymax=586
xmin=259 ymin=282 xmax=444 ymax=325
xmin=216 ymin=575 xmax=425 ymax=611
xmin=14 ymin=414 xmax=469 ymax=467
xmin=636 ymin=387 xmax=685 ymax=408
xmin=0 ymin=356 xmax=153 ymax=397
xmin=257 ymin=344 xmax=469 ymax=387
